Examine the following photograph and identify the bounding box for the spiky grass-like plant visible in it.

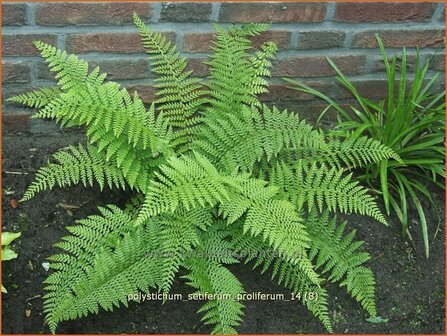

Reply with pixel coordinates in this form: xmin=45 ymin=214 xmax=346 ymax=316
xmin=285 ymin=35 xmax=445 ymax=258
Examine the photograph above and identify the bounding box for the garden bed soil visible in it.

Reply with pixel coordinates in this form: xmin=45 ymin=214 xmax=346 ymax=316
xmin=2 ymin=131 xmax=445 ymax=334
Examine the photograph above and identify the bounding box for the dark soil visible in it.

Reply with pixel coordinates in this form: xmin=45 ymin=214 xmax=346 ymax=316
xmin=2 ymin=130 xmax=445 ymax=334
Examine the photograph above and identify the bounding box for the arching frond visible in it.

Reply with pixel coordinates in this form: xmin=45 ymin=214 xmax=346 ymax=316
xmin=231 ymin=231 xmax=333 ymax=333
xmin=270 ymin=161 xmax=387 ymax=225
xmin=206 ymin=23 xmax=276 ymax=118
xmin=44 ymin=205 xmax=161 ymax=333
xmin=183 ymin=256 xmax=245 ymax=335
xmin=133 ymin=13 xmax=206 ymax=150
xmin=194 ymin=104 xmax=328 ymax=173
xmin=306 ymin=209 xmax=377 ymax=317
xmin=21 ymin=144 xmax=130 ymax=201
xmin=7 ymin=86 xmax=61 ymax=108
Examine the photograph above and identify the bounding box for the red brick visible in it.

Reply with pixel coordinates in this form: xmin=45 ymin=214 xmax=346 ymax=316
xmin=259 ymin=81 xmax=333 ymax=102
xmin=183 ymin=33 xmax=213 ymax=53
xmin=126 ymin=84 xmax=156 ymax=103
xmin=160 ymin=3 xmax=211 ymax=22
xmin=36 ymin=3 xmax=152 ymax=26
xmin=185 ymin=58 xmax=209 ymax=77
xmin=38 ymin=59 xmax=149 ymax=81
xmin=430 ymin=53 xmax=445 ymax=71
xmin=251 ymin=31 xmax=291 ymax=50
xmin=2 ymin=3 xmax=26 ymax=26
xmin=219 ymin=3 xmax=326 ymax=23
xmin=66 ymin=32 xmax=175 ymax=54
xmin=332 ymin=80 xmax=390 ymax=100
xmin=2 ymin=62 xmax=31 ymax=83
xmin=2 ymin=34 xmax=57 ymax=56
xmin=3 ymin=113 xmax=30 ymax=133
xmin=372 ymin=55 xmax=419 ymax=73
xmin=183 ymin=31 xmax=290 ymax=53
xmin=335 ymin=3 xmax=435 ymax=22
xmin=296 ymin=30 xmax=345 ymax=49
xmin=272 ymin=55 xmax=366 ymax=77
xmin=352 ymin=30 xmax=445 ymax=48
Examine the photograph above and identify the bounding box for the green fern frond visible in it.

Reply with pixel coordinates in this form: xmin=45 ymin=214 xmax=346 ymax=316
xmin=44 ymin=205 xmax=161 ymax=333
xmin=156 ymin=212 xmax=201 ymax=293
xmin=312 ymin=135 xmax=402 ymax=169
xmin=31 ymin=41 xmax=171 ymax=153
xmin=340 ymin=266 xmax=376 ymax=317
xmin=136 ymin=152 xmax=244 ymax=224
xmin=218 ymin=179 xmax=319 ymax=284
xmin=35 ymin=82 xmax=165 ymax=153
xmin=194 ymin=104 xmax=328 ymax=173
xmin=306 ymin=209 xmax=377 ymax=317
xmin=28 ymin=43 xmax=171 ymax=187
xmin=231 ymin=232 xmax=333 ymax=333
xmin=249 ymin=42 xmax=277 ymax=95
xmin=226 ymin=23 xmax=271 ymax=37
xmin=21 ymin=144 xmax=130 ymax=201
xmin=199 ymin=221 xmax=241 ymax=264
xmin=183 ymin=256 xmax=245 ymax=335
xmin=34 ymin=41 xmax=106 ymax=91
xmin=271 ymin=161 xmax=387 ymax=225
xmin=206 ymin=23 xmax=276 ymax=118
xmin=133 ymin=13 xmax=206 ymax=135
xmin=8 ymin=86 xmax=61 ymax=108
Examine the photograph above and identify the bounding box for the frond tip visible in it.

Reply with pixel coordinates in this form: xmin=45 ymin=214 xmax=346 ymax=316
xmin=183 ymin=256 xmax=245 ymax=335
xmin=21 ymin=144 xmax=129 ymax=201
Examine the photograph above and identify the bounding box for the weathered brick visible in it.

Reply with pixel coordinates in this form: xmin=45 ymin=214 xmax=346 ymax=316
xmin=352 ymin=30 xmax=445 ymax=48
xmin=219 ymin=3 xmax=326 ymax=23
xmin=2 ymin=34 xmax=57 ymax=56
xmin=2 ymin=3 xmax=26 ymax=26
xmin=2 ymin=62 xmax=31 ymax=83
xmin=335 ymin=3 xmax=435 ymax=22
xmin=259 ymin=81 xmax=333 ymax=102
xmin=372 ymin=55 xmax=419 ymax=73
xmin=183 ymin=31 xmax=291 ymax=53
xmin=160 ymin=2 xmax=212 ymax=22
xmin=185 ymin=58 xmax=209 ymax=77
xmin=296 ymin=30 xmax=345 ymax=49
xmin=183 ymin=33 xmax=213 ymax=53
xmin=38 ymin=59 xmax=149 ymax=80
xmin=3 ymin=113 xmax=30 ymax=133
xmin=97 ymin=59 xmax=148 ymax=80
xmin=126 ymin=84 xmax=156 ymax=103
xmin=36 ymin=3 xmax=151 ymax=26
xmin=430 ymin=53 xmax=445 ymax=71
xmin=66 ymin=32 xmax=175 ymax=54
xmin=439 ymin=6 xmax=445 ymax=22
xmin=251 ymin=31 xmax=291 ymax=50
xmin=332 ymin=80 xmax=389 ymax=100
xmin=272 ymin=55 xmax=366 ymax=77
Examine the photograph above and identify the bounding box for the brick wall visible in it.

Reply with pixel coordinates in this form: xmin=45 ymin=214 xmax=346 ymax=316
xmin=2 ymin=2 xmax=445 ymax=133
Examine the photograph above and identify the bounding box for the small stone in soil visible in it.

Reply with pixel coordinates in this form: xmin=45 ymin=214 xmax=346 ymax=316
xmin=42 ymin=262 xmax=50 ymax=272
xmin=9 ymin=199 xmax=18 ymax=209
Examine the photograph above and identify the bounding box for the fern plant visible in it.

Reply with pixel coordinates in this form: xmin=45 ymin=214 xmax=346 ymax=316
xmin=11 ymin=14 xmax=399 ymax=334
